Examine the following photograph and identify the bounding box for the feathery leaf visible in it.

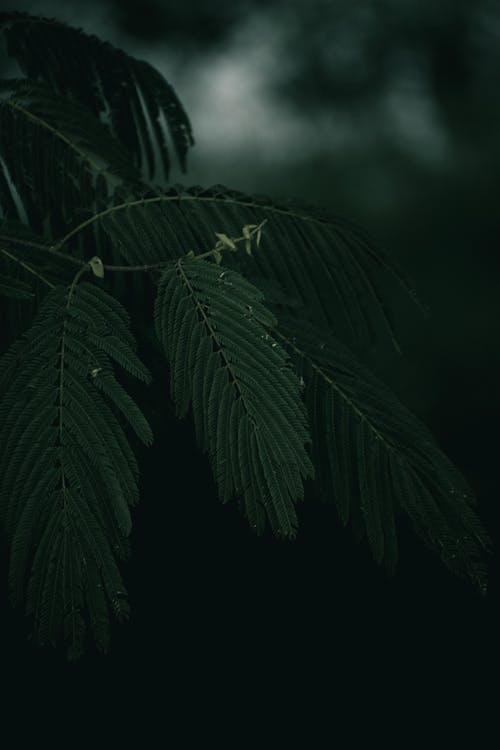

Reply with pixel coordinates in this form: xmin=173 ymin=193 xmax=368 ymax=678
xmin=0 ymin=78 xmax=144 ymax=232
xmin=154 ymin=256 xmax=314 ymax=537
xmin=0 ymin=12 xmax=194 ymax=180
xmin=276 ymin=315 xmax=491 ymax=591
xmin=67 ymin=185 xmax=424 ymax=348
xmin=0 ymin=280 xmax=152 ymax=657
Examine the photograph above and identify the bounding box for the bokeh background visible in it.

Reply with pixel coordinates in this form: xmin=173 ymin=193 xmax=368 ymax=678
xmin=1 ymin=0 xmax=498 ymax=709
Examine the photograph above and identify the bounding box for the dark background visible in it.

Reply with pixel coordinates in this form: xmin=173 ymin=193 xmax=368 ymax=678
xmin=0 ymin=0 xmax=498 ymax=717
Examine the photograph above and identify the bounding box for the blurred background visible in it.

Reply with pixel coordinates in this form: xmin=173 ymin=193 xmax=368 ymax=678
xmin=0 ymin=0 xmax=498 ymax=704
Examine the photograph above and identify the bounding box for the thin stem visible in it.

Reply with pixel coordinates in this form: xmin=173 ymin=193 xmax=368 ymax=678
xmin=4 ymin=97 xmax=105 ymax=175
xmin=68 ymin=264 xmax=90 ymax=298
xmin=0 ymin=246 xmax=55 ymax=288
xmin=0 ymin=219 xmax=267 ymax=275
xmin=53 ymin=191 xmax=314 ymax=250
xmin=273 ymin=327 xmax=389 ymax=447
xmin=55 ymin=196 xmax=170 ymax=249
xmin=0 ymin=234 xmax=170 ymax=272
xmin=58 ymin=264 xmax=90 ymax=502
xmin=175 ymin=258 xmax=246 ymax=404
xmin=0 ymin=235 xmax=50 ymax=251
xmin=62 ymin=267 xmax=90 ymax=409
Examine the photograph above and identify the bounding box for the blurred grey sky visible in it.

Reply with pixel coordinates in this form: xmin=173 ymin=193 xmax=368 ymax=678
xmin=4 ymin=0 xmax=498 ymax=210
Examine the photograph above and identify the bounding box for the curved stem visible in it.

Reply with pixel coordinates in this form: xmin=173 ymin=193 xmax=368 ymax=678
xmin=0 ymin=219 xmax=266 ymax=274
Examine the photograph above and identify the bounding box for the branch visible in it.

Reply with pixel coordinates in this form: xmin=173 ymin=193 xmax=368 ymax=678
xmin=0 ymin=220 xmax=267 ymax=275
xmin=0 ymin=246 xmax=55 ymax=288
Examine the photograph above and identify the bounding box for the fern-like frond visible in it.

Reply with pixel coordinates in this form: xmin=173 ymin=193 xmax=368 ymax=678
xmin=71 ymin=185 xmax=424 ymax=348
xmin=0 ymin=79 xmax=143 ymax=231
xmin=154 ymin=256 xmax=314 ymax=537
xmin=0 ymin=280 xmax=152 ymax=657
xmin=0 ymin=12 xmax=194 ymax=180
xmin=275 ymin=315 xmax=491 ymax=592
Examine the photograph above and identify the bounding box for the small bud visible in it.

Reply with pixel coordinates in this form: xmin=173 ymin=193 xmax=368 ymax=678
xmin=88 ymin=256 xmax=104 ymax=278
xmin=214 ymin=232 xmax=236 ymax=250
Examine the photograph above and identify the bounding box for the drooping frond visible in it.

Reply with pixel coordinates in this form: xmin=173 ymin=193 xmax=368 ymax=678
xmin=0 ymin=11 xmax=194 ymax=180
xmin=154 ymin=256 xmax=314 ymax=537
xmin=68 ymin=185 xmax=425 ymax=349
xmin=0 ymin=79 xmax=144 ymax=231
xmin=0 ymin=280 xmax=152 ymax=658
xmin=275 ymin=315 xmax=491 ymax=592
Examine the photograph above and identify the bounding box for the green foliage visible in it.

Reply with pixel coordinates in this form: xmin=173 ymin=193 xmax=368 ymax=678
xmin=86 ymin=185 xmax=423 ymax=348
xmin=0 ymin=78 xmax=144 ymax=231
xmin=0 ymin=281 xmax=152 ymax=658
xmin=154 ymin=257 xmax=314 ymax=537
xmin=0 ymin=12 xmax=492 ymax=658
xmin=0 ymin=11 xmax=194 ymax=181
xmin=276 ymin=315 xmax=491 ymax=589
